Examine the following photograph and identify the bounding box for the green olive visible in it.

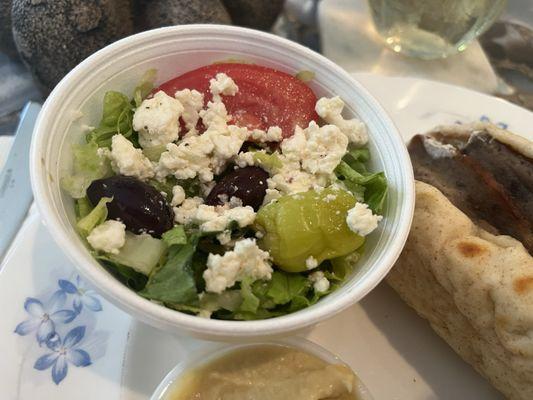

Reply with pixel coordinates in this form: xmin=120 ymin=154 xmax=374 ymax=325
xmin=255 ymin=188 xmax=365 ymax=272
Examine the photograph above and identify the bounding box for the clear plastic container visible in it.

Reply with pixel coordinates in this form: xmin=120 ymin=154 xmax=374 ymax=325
xmin=151 ymin=336 xmax=374 ymax=400
xmin=368 ymin=0 xmax=507 ymax=59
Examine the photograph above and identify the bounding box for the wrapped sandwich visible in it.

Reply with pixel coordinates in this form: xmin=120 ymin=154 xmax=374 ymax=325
xmin=388 ymin=123 xmax=533 ymax=400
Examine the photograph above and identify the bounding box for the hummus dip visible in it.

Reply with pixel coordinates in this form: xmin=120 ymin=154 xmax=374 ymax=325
xmin=165 ymin=344 xmax=360 ymax=400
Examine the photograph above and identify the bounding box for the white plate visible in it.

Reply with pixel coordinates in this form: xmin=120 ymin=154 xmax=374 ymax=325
xmin=2 ymin=75 xmax=532 ymax=400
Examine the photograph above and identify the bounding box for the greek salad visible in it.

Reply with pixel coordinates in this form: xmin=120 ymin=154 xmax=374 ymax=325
xmin=62 ymin=63 xmax=387 ymax=320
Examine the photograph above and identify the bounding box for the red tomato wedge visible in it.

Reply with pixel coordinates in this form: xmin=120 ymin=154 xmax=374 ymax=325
xmin=156 ymin=63 xmax=318 ymax=137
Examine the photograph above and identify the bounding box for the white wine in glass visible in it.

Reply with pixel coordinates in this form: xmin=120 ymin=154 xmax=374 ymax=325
xmin=368 ymin=0 xmax=507 ymax=59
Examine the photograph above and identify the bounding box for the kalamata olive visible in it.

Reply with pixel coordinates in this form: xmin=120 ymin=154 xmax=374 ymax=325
xmin=87 ymin=175 xmax=174 ymax=237
xmin=205 ymin=166 xmax=269 ymax=210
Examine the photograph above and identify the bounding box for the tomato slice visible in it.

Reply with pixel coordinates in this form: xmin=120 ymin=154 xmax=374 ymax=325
xmin=156 ymin=63 xmax=318 ymax=137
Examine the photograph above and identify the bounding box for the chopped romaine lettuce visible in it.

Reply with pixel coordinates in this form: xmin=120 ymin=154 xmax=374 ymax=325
xmin=328 ymin=251 xmax=361 ymax=281
xmin=76 ymin=197 xmax=111 ymax=237
xmin=363 ymin=173 xmax=388 ymax=214
xmin=86 ymin=91 xmax=134 ymax=147
xmin=133 ymin=69 xmax=157 ymax=108
xmin=231 ymin=308 xmax=284 ymax=321
xmin=61 ymin=141 xmax=112 ymax=199
xmin=75 ymin=197 xmax=93 ymax=219
xmin=200 ymin=290 xmax=242 ymax=313
xmin=162 ymin=225 xmax=187 ymax=247
xmin=147 ymin=176 xmax=177 ymax=199
xmin=139 ymin=235 xmax=200 ymax=304
xmin=252 ymin=152 xmax=282 ymax=172
xmin=266 ymin=271 xmax=310 ymax=305
xmin=239 ymin=278 xmax=260 ymax=313
xmin=335 ymin=147 xmax=388 ymax=214
xmin=191 ymin=251 xmax=208 ymax=292
xmin=108 ymin=232 xmax=166 ymax=276
xmin=148 ymin=176 xmax=201 ymax=199
xmin=180 ymin=178 xmax=202 ymax=198
xmin=98 ymin=257 xmax=148 ymax=291
xmin=288 ymin=295 xmax=312 ymax=312
xmin=142 ymin=144 xmax=167 ymax=162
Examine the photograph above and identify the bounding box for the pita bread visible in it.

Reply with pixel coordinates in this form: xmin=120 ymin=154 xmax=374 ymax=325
xmin=387 ymin=181 xmax=533 ymax=400
xmin=427 ymin=122 xmax=533 ymax=159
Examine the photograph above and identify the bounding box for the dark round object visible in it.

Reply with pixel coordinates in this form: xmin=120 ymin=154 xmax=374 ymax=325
xmin=87 ymin=175 xmax=174 ymax=237
xmin=133 ymin=0 xmax=231 ymax=31
xmin=222 ymin=0 xmax=285 ymax=31
xmin=11 ymin=0 xmax=134 ymax=93
xmin=205 ymin=166 xmax=269 ymax=211
xmin=0 ymin=0 xmax=19 ymax=59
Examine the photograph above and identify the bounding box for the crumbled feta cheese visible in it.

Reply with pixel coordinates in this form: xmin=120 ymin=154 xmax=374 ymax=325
xmin=204 ymin=238 xmax=272 ymax=293
xmin=87 ymin=220 xmax=126 ymax=255
xmin=133 ymin=91 xmax=184 ymax=148
xmin=248 ymin=126 xmax=283 ymax=143
xmin=216 ymin=194 xmax=230 ymax=204
xmin=216 ymin=230 xmax=232 ymax=245
xmin=209 ymin=73 xmax=238 ymax=102
xmin=229 ymin=196 xmax=243 ymax=208
xmin=299 ymin=122 xmax=348 ymax=175
xmin=346 ymin=202 xmax=383 ymax=236
xmin=157 ymin=137 xmax=214 ymax=182
xmin=212 ymin=125 xmax=249 ymax=164
xmin=195 ymin=204 xmax=220 ymax=224
xmin=174 ymin=89 xmax=204 ymax=136
xmin=266 ymin=121 xmax=347 ymax=195
xmin=234 ymin=150 xmax=281 ymax=175
xmin=309 ymin=271 xmax=330 ymax=293
xmin=265 ymin=126 xmax=283 ymax=141
xmin=171 ymin=185 xmax=186 ymax=206
xmin=279 ymin=126 xmax=307 ymax=163
xmin=234 ymin=151 xmax=255 ymax=168
xmin=268 ymin=169 xmax=316 ymax=194
xmin=108 ymin=134 xmax=154 ymax=180
xmin=173 ymin=197 xmax=204 ymax=225
xmin=200 ymin=99 xmax=230 ymax=132
xmin=157 ymin=100 xmax=248 ymax=183
xmin=255 ymin=230 xmax=264 ymax=239
xmin=199 ymin=205 xmax=256 ymax=232
xmin=306 ymin=256 xmax=319 ymax=270
xmin=315 ymin=96 xmax=368 ymax=146
xmin=173 ymin=198 xmax=256 ymax=232
xmin=262 ymin=188 xmax=282 ymax=205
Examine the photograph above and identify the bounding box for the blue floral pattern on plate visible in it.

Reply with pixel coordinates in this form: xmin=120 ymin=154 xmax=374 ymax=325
xmin=34 ymin=326 xmax=92 ymax=384
xmin=479 ymin=115 xmax=508 ymax=130
xmin=14 ymin=276 xmax=102 ymax=385
xmin=454 ymin=115 xmax=509 ymax=129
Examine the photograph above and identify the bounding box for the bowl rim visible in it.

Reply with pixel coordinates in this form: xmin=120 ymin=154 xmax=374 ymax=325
xmin=150 ymin=337 xmax=374 ymax=400
xmin=30 ymin=24 xmax=414 ymax=338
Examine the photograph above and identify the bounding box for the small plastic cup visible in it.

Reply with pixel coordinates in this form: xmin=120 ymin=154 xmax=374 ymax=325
xmin=151 ymin=336 xmax=374 ymax=400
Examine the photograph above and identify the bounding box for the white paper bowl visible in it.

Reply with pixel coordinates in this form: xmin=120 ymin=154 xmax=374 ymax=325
xmin=151 ymin=337 xmax=374 ymax=400
xmin=30 ymin=25 xmax=414 ymax=341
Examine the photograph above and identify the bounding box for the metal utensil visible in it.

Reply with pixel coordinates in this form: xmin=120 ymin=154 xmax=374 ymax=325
xmin=0 ymin=102 xmax=41 ymax=261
